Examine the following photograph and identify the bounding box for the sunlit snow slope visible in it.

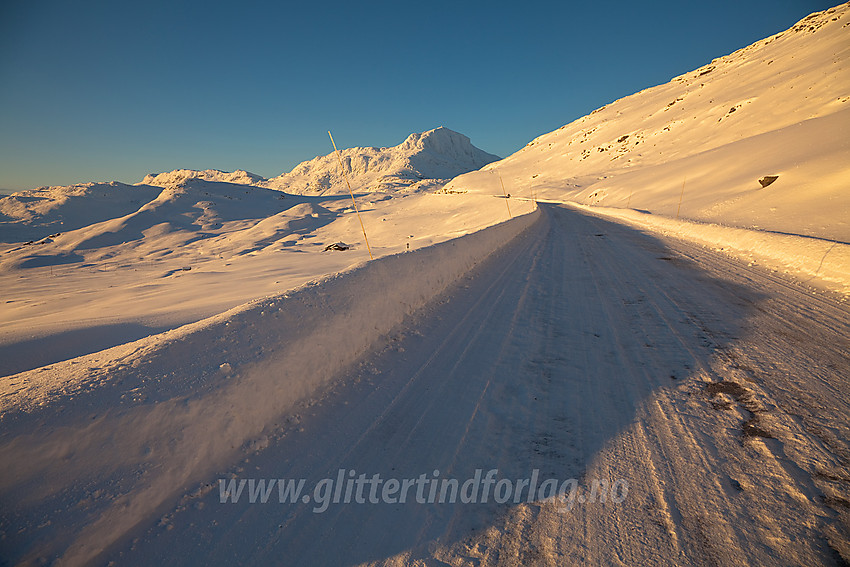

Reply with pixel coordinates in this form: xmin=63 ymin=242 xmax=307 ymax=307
xmin=0 ymin=128 xmax=512 ymax=378
xmin=447 ymin=3 xmax=850 ymax=242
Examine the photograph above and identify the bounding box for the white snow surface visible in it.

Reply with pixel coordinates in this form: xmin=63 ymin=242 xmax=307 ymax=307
xmin=1 ymin=4 xmax=850 ymax=566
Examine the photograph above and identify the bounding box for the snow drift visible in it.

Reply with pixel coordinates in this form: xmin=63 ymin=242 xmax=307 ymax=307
xmin=568 ymin=202 xmax=850 ymax=295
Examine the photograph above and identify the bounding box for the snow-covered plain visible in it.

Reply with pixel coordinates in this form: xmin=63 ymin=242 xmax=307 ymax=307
xmin=1 ymin=4 xmax=849 ymax=566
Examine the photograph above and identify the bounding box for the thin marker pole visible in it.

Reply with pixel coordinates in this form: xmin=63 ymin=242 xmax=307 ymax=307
xmin=498 ymin=173 xmax=512 ymax=218
xmin=676 ymin=177 xmax=686 ymax=220
xmin=329 ymin=130 xmax=373 ymax=260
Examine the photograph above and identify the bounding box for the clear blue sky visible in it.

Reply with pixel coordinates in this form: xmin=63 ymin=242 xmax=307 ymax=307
xmin=0 ymin=0 xmax=837 ymax=193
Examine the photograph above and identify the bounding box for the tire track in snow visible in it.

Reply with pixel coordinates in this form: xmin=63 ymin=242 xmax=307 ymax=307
xmin=265 ymin=216 xmax=549 ymax=551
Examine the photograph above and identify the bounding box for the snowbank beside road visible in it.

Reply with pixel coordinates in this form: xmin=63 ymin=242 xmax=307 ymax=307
xmin=0 ymin=207 xmax=540 ymax=566
xmin=567 ymin=202 xmax=850 ymax=296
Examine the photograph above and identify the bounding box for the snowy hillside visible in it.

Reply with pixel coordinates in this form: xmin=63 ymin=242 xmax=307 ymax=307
xmin=446 ymin=3 xmax=850 ymax=243
xmin=0 ymin=126 xmax=519 ymax=378
xmin=0 ymin=182 xmax=163 ymax=242
xmin=265 ymin=127 xmax=500 ymax=195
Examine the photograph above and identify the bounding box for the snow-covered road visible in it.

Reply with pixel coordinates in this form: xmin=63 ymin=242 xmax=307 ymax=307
xmin=3 ymin=203 xmax=848 ymax=565
xmin=101 ymin=204 xmax=850 ymax=565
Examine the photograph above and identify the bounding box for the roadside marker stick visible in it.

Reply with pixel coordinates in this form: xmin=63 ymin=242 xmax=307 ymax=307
xmin=498 ymin=173 xmax=512 ymax=218
xmin=676 ymin=178 xmax=686 ymax=220
xmin=329 ymin=130 xmax=373 ymax=260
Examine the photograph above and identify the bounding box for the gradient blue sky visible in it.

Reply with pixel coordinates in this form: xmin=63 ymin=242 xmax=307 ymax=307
xmin=0 ymin=0 xmax=837 ymax=193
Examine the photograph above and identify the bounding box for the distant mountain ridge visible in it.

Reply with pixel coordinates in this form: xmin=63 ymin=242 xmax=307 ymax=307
xmin=135 ymin=127 xmax=499 ymax=196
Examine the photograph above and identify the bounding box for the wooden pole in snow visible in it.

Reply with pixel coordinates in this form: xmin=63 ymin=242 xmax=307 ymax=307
xmin=329 ymin=131 xmax=373 ymax=260
xmin=498 ymin=173 xmax=512 ymax=218
xmin=676 ymin=178 xmax=686 ymax=220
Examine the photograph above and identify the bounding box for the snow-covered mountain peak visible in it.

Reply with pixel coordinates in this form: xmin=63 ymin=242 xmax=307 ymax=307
xmin=400 ymin=127 xmax=477 ymax=155
xmin=265 ymin=128 xmax=499 ymax=196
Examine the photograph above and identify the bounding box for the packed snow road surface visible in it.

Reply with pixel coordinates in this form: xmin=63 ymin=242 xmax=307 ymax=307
xmin=6 ymin=203 xmax=850 ymax=565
